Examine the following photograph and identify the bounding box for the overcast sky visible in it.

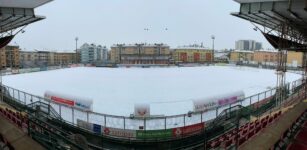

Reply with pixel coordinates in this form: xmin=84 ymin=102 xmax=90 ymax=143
xmin=12 ymin=0 xmax=273 ymax=51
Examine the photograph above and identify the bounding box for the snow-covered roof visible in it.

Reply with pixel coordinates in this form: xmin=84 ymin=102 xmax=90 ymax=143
xmin=254 ymin=49 xmax=278 ymax=53
xmin=111 ymin=43 xmax=169 ymax=48
xmin=232 ymin=50 xmax=254 ymax=53
xmin=173 ymin=47 xmax=210 ymax=50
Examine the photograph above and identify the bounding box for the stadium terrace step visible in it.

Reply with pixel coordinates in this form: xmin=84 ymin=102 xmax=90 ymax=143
xmin=0 ymin=113 xmax=45 ymax=150
xmin=27 ymin=101 xmax=61 ymax=119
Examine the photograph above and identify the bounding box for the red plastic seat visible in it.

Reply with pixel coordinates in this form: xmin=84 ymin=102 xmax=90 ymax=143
xmin=219 ymin=135 xmax=226 ymax=142
xmin=223 ymin=139 xmax=233 ymax=148
xmin=238 ymin=137 xmax=246 ymax=145
xmin=268 ymin=117 xmax=274 ymax=123
xmin=287 ymin=142 xmax=307 ymax=150
xmin=262 ymin=121 xmax=268 ymax=128
xmin=210 ymin=140 xmax=221 ymax=149
xmin=273 ymin=113 xmax=278 ymax=118
xmin=248 ymin=130 xmax=255 ymax=139
xmin=249 ymin=124 xmax=255 ymax=130
xmin=255 ymin=126 xmax=261 ymax=133
xmin=242 ymin=129 xmax=248 ymax=136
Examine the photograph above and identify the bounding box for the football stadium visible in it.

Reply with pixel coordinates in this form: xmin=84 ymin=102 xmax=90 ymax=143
xmin=0 ymin=0 xmax=306 ymax=150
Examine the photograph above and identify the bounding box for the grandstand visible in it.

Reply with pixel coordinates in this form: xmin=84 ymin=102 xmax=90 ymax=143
xmin=0 ymin=0 xmax=55 ymax=149
xmin=230 ymin=0 xmax=307 ymax=150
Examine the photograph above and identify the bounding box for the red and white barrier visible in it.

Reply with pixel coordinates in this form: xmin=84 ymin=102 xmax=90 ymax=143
xmin=44 ymin=91 xmax=93 ymax=111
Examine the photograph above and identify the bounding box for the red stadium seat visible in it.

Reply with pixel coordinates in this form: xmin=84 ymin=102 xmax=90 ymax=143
xmin=261 ymin=117 xmax=267 ymax=123
xmin=262 ymin=121 xmax=268 ymax=128
xmin=249 ymin=124 xmax=255 ymax=130
xmin=242 ymin=129 xmax=248 ymax=136
xmin=277 ymin=111 xmax=282 ymax=116
xmin=287 ymin=142 xmax=307 ymax=150
xmin=219 ymin=135 xmax=226 ymax=142
xmin=223 ymin=139 xmax=233 ymax=148
xmin=238 ymin=137 xmax=246 ymax=145
xmin=268 ymin=117 xmax=274 ymax=124
xmin=248 ymin=130 xmax=255 ymax=139
xmin=295 ymin=129 xmax=307 ymax=143
xmin=255 ymin=126 xmax=261 ymax=133
xmin=210 ymin=140 xmax=221 ymax=149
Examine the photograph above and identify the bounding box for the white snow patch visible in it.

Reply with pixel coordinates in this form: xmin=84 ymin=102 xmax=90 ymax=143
xmin=2 ymin=66 xmax=301 ymax=116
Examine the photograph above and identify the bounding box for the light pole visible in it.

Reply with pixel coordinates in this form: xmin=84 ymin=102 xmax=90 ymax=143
xmin=75 ymin=37 xmax=78 ymax=64
xmin=211 ymin=35 xmax=215 ymax=64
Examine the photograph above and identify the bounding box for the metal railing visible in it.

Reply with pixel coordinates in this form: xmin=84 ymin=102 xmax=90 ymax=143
xmin=0 ymin=77 xmax=303 ymax=132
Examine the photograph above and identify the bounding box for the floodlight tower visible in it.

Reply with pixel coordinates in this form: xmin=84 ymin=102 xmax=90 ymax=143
xmin=75 ymin=37 xmax=79 ymax=64
xmin=211 ymin=35 xmax=215 ymax=63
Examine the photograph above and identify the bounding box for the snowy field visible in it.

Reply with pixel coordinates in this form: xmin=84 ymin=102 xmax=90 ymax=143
xmin=2 ymin=66 xmax=301 ymax=117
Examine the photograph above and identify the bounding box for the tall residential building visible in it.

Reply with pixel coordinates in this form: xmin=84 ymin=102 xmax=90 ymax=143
xmin=235 ymin=40 xmax=262 ymax=51
xmin=80 ymin=43 xmax=108 ymax=64
xmin=110 ymin=43 xmax=170 ymax=64
xmin=0 ymin=45 xmax=20 ymax=69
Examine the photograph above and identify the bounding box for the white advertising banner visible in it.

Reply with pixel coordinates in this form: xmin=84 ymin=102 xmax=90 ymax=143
xmin=134 ymin=103 xmax=150 ymax=117
xmin=45 ymin=91 xmax=93 ymax=111
xmin=193 ymin=91 xmax=245 ymax=112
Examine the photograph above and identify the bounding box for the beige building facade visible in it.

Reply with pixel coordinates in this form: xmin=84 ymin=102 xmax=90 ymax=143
xmin=0 ymin=45 xmax=20 ymax=69
xmin=230 ymin=50 xmax=303 ymax=67
xmin=20 ymin=50 xmax=79 ymax=68
xmin=230 ymin=50 xmax=254 ymax=62
xmin=172 ymin=47 xmax=213 ymax=63
xmin=110 ymin=44 xmax=171 ymax=64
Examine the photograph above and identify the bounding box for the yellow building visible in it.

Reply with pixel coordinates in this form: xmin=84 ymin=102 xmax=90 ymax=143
xmin=0 ymin=45 xmax=20 ymax=69
xmin=253 ymin=50 xmax=278 ymax=64
xmin=172 ymin=47 xmax=213 ymax=63
xmin=230 ymin=50 xmax=254 ymax=62
xmin=20 ymin=50 xmax=79 ymax=68
xmin=230 ymin=50 xmax=303 ymax=67
xmin=110 ymin=43 xmax=170 ymax=64
xmin=287 ymin=51 xmax=303 ymax=67
xmin=54 ymin=52 xmax=78 ymax=65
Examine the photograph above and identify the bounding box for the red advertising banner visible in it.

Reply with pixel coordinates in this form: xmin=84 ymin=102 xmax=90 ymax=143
xmin=51 ymin=96 xmax=74 ymax=106
xmin=172 ymin=122 xmax=205 ymax=137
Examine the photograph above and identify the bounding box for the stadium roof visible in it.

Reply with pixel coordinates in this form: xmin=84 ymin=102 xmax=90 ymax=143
xmin=0 ymin=0 xmax=53 ymax=8
xmin=232 ymin=0 xmax=307 ymax=50
xmin=0 ymin=0 xmax=52 ymax=33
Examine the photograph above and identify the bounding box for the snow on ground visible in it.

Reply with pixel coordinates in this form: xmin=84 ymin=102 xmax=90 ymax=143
xmin=2 ymin=66 xmax=301 ymax=117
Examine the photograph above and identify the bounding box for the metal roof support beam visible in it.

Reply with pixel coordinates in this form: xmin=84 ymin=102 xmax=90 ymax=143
xmin=0 ymin=7 xmax=34 ymax=16
xmin=1 ymin=17 xmax=34 ymax=30
xmin=0 ymin=16 xmax=24 ymax=28
xmin=0 ymin=7 xmax=44 ymax=33
xmin=241 ymin=13 xmax=279 ymax=27
xmin=262 ymin=11 xmax=285 ymax=22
